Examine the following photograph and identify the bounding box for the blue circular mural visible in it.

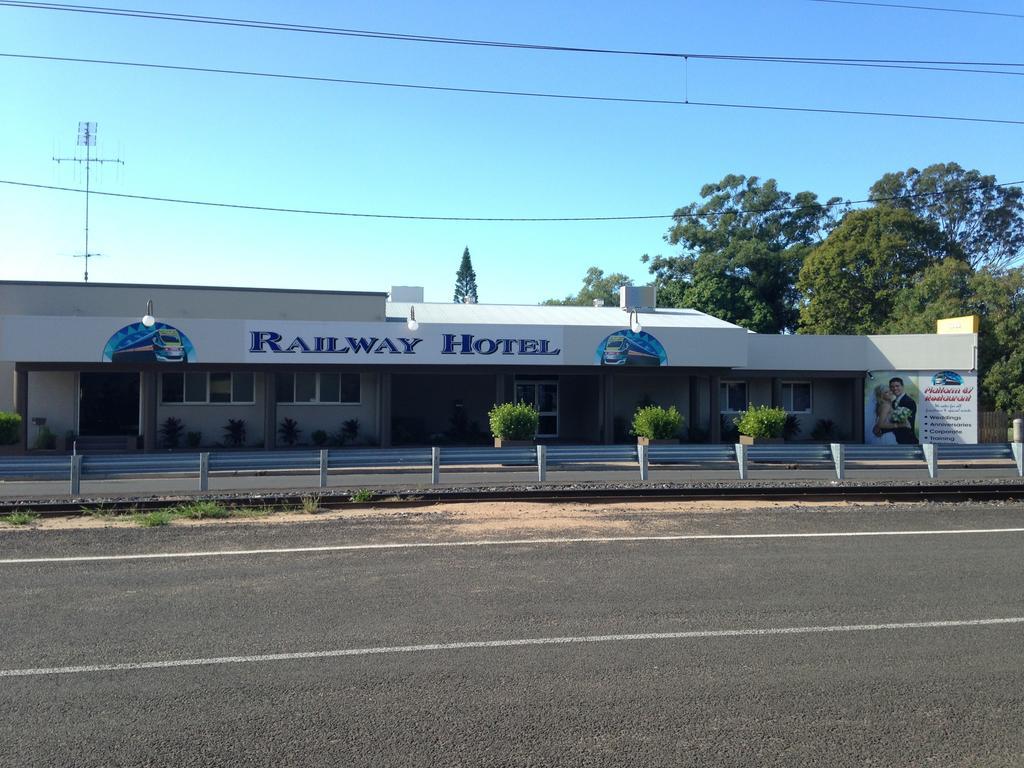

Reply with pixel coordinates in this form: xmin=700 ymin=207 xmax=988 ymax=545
xmin=103 ymin=322 xmax=196 ymax=363
xmin=595 ymin=329 xmax=667 ymax=366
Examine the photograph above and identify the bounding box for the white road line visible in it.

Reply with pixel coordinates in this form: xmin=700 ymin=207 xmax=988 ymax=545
xmin=2 ymin=527 xmax=1023 ymax=565
xmin=2 ymin=617 xmax=1021 ymax=678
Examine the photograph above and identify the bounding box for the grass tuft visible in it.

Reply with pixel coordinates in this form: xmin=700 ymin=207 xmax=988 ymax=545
xmin=3 ymin=511 xmax=38 ymax=526
xmin=133 ymin=510 xmax=175 ymax=527
xmin=299 ymin=494 xmax=322 ymax=514
xmin=174 ymin=500 xmax=231 ymax=520
xmin=350 ymin=489 xmax=374 ymax=503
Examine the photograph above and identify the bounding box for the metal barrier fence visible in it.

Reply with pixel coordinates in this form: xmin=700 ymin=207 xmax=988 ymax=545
xmin=0 ymin=443 xmax=1020 ymax=495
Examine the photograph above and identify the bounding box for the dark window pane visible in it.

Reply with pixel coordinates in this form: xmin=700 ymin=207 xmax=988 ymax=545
xmin=275 ymin=373 xmax=294 ymax=403
xmin=319 ymin=373 xmax=340 ymax=403
xmin=538 ymin=384 xmax=557 ymax=413
xmin=185 ymin=372 xmax=207 ymax=403
xmin=792 ymin=383 xmax=811 ymax=412
xmin=232 ymin=372 xmax=254 ymax=403
xmin=339 ymin=374 xmax=360 ymax=403
xmin=209 ymin=372 xmax=231 ymax=403
xmin=515 ymin=384 xmax=536 ymax=407
xmin=161 ymin=373 xmax=184 ymax=403
xmin=295 ymin=373 xmax=317 ymax=403
xmin=538 ymin=415 xmax=557 ymax=436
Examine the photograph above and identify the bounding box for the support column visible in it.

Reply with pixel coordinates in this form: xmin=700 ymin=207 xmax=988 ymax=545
xmin=852 ymin=376 xmax=865 ymax=443
xmin=14 ymin=368 xmax=28 ymax=450
xmin=709 ymin=374 xmax=721 ymax=443
xmin=770 ymin=377 xmax=783 ymax=408
xmin=495 ymin=373 xmax=506 ymax=407
xmin=263 ymin=372 xmax=277 ymax=449
xmin=602 ymin=373 xmax=614 ymax=444
xmin=379 ymin=372 xmax=392 ymax=447
xmin=688 ymin=376 xmax=699 ymax=441
xmin=141 ymin=371 xmax=157 ymax=450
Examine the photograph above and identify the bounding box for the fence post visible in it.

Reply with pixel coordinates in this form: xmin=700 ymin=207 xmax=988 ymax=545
xmin=830 ymin=442 xmax=845 ymax=481
xmin=1012 ymin=442 xmax=1023 ymax=477
xmin=69 ymin=454 xmax=82 ymax=496
xmin=1014 ymin=418 xmax=1023 ymax=444
xmin=922 ymin=443 xmax=937 ymax=479
xmin=536 ymin=444 xmax=547 ymax=482
xmin=431 ymin=446 xmax=440 ymax=485
xmin=319 ymin=449 xmax=329 ymax=489
xmin=638 ymin=443 xmax=649 ymax=481
xmin=735 ymin=443 xmax=748 ymax=480
xmin=199 ymin=452 xmax=209 ymax=492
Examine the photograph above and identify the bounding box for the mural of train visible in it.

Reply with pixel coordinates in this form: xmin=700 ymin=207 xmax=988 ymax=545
xmin=597 ymin=331 xmax=667 ymax=366
xmin=104 ymin=324 xmax=191 ymax=363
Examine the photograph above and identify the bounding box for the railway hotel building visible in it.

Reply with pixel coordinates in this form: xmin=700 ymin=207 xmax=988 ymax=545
xmin=0 ymin=280 xmax=979 ymax=450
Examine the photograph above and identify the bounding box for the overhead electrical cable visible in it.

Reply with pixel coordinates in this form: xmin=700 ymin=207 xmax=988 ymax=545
xmin=2 ymin=1 xmax=1024 ymax=68
xmin=809 ymin=0 xmax=1024 ymax=20
xmin=2 ymin=178 xmax=1020 ymax=223
xmin=4 ymin=53 xmax=1022 ymax=125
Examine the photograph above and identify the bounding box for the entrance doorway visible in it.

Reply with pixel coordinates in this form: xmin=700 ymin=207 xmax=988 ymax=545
xmin=514 ymin=378 xmax=558 ymax=437
xmin=79 ymin=372 xmax=139 ymax=436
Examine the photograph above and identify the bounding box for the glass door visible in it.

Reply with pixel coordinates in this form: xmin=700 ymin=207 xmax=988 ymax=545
xmin=514 ymin=379 xmax=558 ymax=438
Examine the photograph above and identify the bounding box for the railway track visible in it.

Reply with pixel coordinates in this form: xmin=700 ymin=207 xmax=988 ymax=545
xmin=2 ymin=481 xmax=1022 ymax=518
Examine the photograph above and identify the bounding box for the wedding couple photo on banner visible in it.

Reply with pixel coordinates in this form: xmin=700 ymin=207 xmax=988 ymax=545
xmin=865 ymin=373 xmax=919 ymax=445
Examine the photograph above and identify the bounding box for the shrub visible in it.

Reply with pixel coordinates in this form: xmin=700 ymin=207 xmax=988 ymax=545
xmin=160 ymin=417 xmax=184 ymax=449
xmin=0 ymin=412 xmax=21 ymax=445
xmin=223 ymin=418 xmax=246 ymax=447
xmin=783 ymin=414 xmax=802 ymax=441
xmin=631 ymin=405 xmax=683 ymax=440
xmin=811 ymin=418 xmax=838 ymax=441
xmin=720 ymin=414 xmax=740 ymax=443
xmin=186 ymin=431 xmax=202 ymax=448
xmin=278 ymin=417 xmax=301 ymax=446
xmin=311 ymin=429 xmax=329 ymax=447
xmin=342 ymin=419 xmax=360 ymax=442
xmin=733 ymin=405 xmax=788 ymax=438
xmin=488 ymin=402 xmax=539 ymax=440
xmin=33 ymin=426 xmax=56 ymax=450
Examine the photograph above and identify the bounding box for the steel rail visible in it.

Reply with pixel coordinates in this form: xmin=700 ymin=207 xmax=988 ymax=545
xmin=2 ymin=481 xmax=1022 ymax=518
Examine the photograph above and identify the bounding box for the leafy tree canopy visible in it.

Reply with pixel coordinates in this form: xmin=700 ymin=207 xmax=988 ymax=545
xmin=542 ymin=267 xmax=632 ymax=306
xmin=453 ymin=246 xmax=478 ymax=304
xmin=645 ymin=174 xmax=840 ymax=333
xmin=797 ymin=207 xmax=947 ymax=335
xmin=869 ymin=162 xmax=1024 ymax=270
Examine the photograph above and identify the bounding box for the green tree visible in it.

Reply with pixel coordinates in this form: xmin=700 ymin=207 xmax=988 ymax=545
xmin=453 ymin=246 xmax=478 ymax=304
xmin=542 ymin=267 xmax=632 ymax=306
xmin=797 ymin=207 xmax=946 ymax=334
xmin=869 ymin=162 xmax=1024 ymax=270
xmin=644 ymin=174 xmax=840 ymax=333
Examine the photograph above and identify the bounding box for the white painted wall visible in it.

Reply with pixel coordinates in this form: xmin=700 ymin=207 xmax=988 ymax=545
xmin=26 ymin=371 xmax=76 ymax=442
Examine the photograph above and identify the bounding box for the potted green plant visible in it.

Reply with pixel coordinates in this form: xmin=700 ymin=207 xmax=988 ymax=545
xmin=631 ymin=405 xmax=683 ymax=445
xmin=0 ymin=412 xmax=21 ymax=454
xmin=488 ymin=402 xmax=539 ymax=448
xmin=734 ymin=405 xmax=787 ymax=444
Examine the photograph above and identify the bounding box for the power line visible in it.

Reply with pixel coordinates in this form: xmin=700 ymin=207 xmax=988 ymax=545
xmin=5 ymin=53 xmax=1023 ymax=125
xmin=3 ymin=1 xmax=1024 ymax=67
xmin=3 ymin=178 xmax=1020 ymax=223
xmin=809 ymin=0 xmax=1024 ymax=20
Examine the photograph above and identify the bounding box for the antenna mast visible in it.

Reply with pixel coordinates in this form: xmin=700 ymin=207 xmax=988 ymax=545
xmin=53 ymin=122 xmax=123 ymax=282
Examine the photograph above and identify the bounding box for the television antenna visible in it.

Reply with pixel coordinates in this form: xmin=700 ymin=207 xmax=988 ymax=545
xmin=53 ymin=122 xmax=123 ymax=281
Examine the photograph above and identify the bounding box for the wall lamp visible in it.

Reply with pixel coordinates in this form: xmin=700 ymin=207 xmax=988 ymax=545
xmin=142 ymin=300 xmax=156 ymax=328
xmin=407 ymin=305 xmax=419 ymax=332
xmin=629 ymin=309 xmax=643 ymax=334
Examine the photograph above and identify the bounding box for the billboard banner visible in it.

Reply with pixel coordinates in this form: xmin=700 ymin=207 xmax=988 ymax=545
xmin=865 ymin=371 xmax=977 ymax=444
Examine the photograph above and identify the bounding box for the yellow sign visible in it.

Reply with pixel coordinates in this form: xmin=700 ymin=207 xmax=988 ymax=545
xmin=936 ymin=315 xmax=980 ymax=334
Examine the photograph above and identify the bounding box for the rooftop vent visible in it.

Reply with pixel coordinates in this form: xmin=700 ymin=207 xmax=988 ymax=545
xmin=619 ymin=285 xmax=656 ymax=310
xmin=592 ymin=299 xmax=605 ymax=307
xmin=390 ymin=286 xmax=424 ymax=303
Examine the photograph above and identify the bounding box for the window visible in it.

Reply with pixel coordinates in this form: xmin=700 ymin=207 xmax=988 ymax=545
xmin=276 ymin=372 xmax=360 ymax=404
xmin=782 ymin=381 xmax=812 ymax=412
xmin=161 ymin=372 xmax=255 ymax=404
xmin=720 ymin=381 xmax=748 ymax=412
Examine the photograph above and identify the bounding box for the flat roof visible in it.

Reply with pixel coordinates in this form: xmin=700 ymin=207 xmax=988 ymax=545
xmin=0 ymin=280 xmax=387 ymax=298
xmin=386 ymin=302 xmax=745 ymax=330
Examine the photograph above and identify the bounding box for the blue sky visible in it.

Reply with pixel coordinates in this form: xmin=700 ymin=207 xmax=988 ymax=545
xmin=1 ymin=0 xmax=1021 ymax=304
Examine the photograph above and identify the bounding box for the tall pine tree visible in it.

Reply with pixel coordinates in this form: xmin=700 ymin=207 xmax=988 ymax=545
xmin=453 ymin=246 xmax=479 ymax=303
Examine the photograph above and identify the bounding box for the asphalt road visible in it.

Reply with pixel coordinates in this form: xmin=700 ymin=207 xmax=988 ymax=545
xmin=2 ymin=502 xmax=1023 ymax=766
